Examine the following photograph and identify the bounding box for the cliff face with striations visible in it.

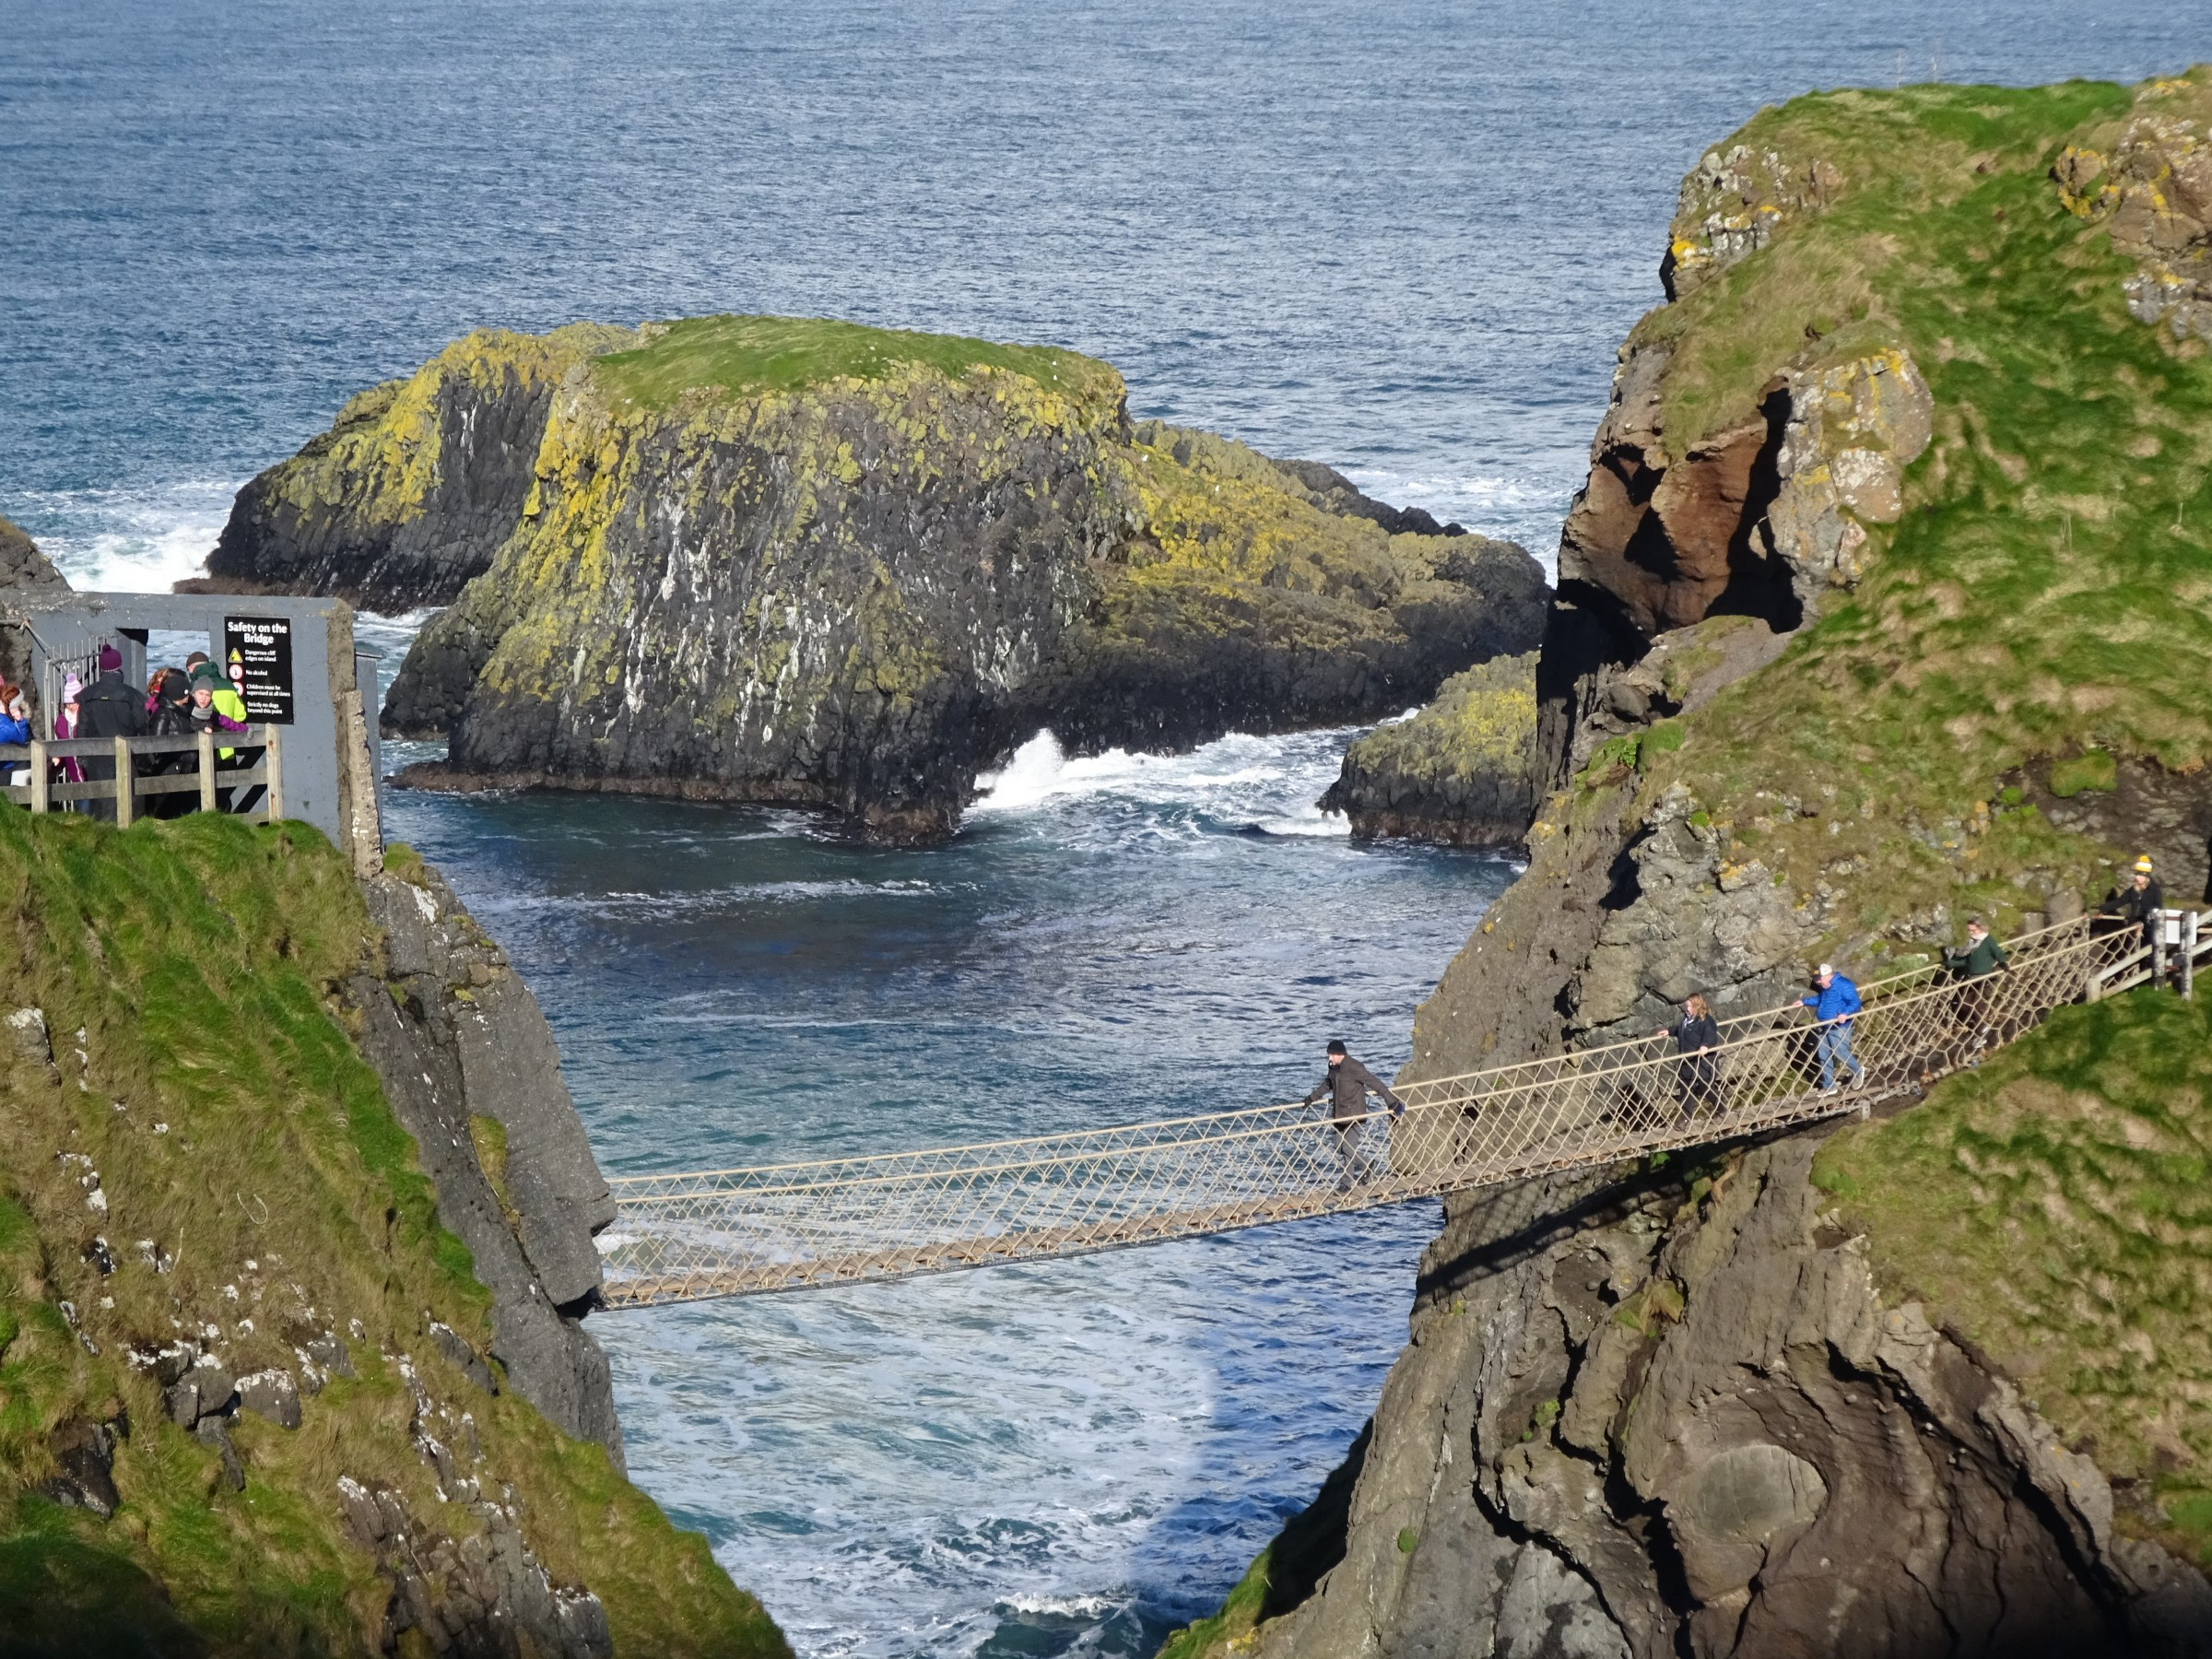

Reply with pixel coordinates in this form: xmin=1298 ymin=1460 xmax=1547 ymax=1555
xmin=197 ymin=316 xmax=1544 ymax=841
xmin=197 ymin=324 xmax=638 ymax=611
xmin=1164 ymin=69 xmax=2212 ymax=1659
xmin=0 ymin=809 xmax=785 ymax=1656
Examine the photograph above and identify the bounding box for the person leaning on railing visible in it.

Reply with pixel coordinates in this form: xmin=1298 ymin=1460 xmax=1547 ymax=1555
xmin=144 ymin=668 xmax=200 ymax=818
xmin=187 ymin=664 xmax=251 ymax=810
xmin=73 ymin=644 xmax=147 ymax=822
xmin=1800 ymin=963 xmax=1867 ymax=1094
xmin=2097 ymin=856 xmax=2163 ymax=954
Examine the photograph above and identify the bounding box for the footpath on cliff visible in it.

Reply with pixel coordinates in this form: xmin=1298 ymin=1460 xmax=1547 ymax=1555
xmin=1161 ymin=68 xmax=2212 ymax=1659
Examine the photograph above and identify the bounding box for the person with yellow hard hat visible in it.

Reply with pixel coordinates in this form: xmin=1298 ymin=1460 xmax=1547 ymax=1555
xmin=2099 ymin=855 xmax=2163 ymax=956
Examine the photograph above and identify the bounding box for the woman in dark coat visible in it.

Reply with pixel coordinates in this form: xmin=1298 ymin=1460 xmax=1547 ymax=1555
xmin=147 ymin=668 xmax=197 ymax=817
xmin=1654 ymin=994 xmax=1723 ymax=1124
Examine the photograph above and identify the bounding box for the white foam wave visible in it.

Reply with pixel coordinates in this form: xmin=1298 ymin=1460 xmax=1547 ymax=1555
xmin=13 ymin=479 xmax=241 ymax=593
xmin=972 ymin=728 xmax=1350 ymax=820
xmin=1333 ymin=465 xmax=1573 ymax=575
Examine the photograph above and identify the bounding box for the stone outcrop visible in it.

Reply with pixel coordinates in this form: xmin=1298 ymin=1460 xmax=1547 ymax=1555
xmin=195 ymin=324 xmax=637 ymax=610
xmin=198 ymin=316 xmax=1544 ymax=841
xmin=1318 ymin=653 xmax=1538 ymax=848
xmin=0 ymin=511 xmax=67 ymax=698
xmin=350 ymin=860 xmax=623 ymax=1461
xmin=2053 ymin=75 xmax=2212 ymax=342
xmin=0 ymin=511 xmax=65 ymax=598
xmin=1229 ymin=1134 xmax=2210 ymax=1659
xmin=1543 ymin=340 xmax=1928 ymax=794
xmin=1663 ymin=142 xmax=1845 ymax=300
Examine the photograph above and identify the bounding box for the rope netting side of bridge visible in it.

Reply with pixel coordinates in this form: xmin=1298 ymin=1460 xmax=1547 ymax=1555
xmin=596 ymin=914 xmax=2196 ymax=1308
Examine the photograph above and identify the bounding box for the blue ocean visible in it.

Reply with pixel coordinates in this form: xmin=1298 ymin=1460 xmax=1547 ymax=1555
xmin=2 ymin=4 xmax=2186 ymax=1652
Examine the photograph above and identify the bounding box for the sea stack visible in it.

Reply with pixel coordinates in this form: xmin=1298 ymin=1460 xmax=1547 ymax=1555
xmin=200 ymin=316 xmax=1547 ymax=841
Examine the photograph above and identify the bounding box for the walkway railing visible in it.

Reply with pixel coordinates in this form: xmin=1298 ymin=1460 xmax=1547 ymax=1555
xmin=2 ymin=727 xmax=285 ymax=826
xmin=595 ymin=912 xmax=2208 ymax=1309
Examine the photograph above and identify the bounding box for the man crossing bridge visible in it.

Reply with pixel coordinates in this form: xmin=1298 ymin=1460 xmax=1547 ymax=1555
xmin=1303 ymin=1040 xmax=1403 ymax=1191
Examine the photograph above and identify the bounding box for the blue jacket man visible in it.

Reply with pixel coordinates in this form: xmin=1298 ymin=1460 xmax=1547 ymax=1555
xmin=1801 ymin=963 xmax=1865 ymax=1091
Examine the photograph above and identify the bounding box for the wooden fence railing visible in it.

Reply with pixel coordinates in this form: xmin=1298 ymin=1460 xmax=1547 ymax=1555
xmin=0 ymin=727 xmax=285 ymax=826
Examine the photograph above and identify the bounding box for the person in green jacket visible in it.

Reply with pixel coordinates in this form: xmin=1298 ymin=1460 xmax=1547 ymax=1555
xmin=1944 ymin=917 xmax=2008 ymax=1060
xmin=184 ymin=652 xmax=249 ymax=726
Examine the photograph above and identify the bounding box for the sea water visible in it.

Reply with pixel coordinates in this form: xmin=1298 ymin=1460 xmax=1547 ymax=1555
xmin=3 ymin=3 xmax=2184 ymax=1652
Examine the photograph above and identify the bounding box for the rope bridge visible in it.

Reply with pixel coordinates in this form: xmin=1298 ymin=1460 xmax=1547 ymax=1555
xmin=596 ymin=912 xmax=2204 ymax=1309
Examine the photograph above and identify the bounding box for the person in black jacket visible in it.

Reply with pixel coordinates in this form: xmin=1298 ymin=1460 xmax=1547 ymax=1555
xmin=1654 ymin=994 xmax=1722 ymax=1124
xmin=72 ymin=644 xmax=147 ymax=821
xmin=1303 ymin=1041 xmax=1404 ymax=1191
xmin=145 ymin=668 xmax=197 ymax=818
xmin=2099 ymin=857 xmax=2164 ymax=955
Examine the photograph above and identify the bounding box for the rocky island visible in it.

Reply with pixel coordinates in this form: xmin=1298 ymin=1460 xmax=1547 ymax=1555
xmin=201 ymin=317 xmax=1545 ymax=841
xmin=1317 ymin=653 xmax=1538 ymax=847
xmin=1165 ymin=68 xmax=2212 ymax=1658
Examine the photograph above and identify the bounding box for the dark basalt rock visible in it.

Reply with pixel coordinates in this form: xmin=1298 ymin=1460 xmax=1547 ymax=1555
xmin=192 ymin=324 xmax=636 ymax=610
xmin=198 ymin=320 xmax=1547 ymax=841
xmin=1319 ymin=653 xmax=1538 ymax=848
xmin=351 ymin=864 xmax=623 ymax=1465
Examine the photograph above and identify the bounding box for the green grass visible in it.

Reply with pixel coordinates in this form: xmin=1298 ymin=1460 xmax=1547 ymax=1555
xmin=0 ymin=807 xmax=787 ymax=1654
xmin=1815 ymin=984 xmax=2212 ymax=1569
xmin=1615 ymin=70 xmax=2212 ymax=945
xmin=591 ymin=312 xmax=1116 ymax=409
xmin=1155 ymin=1545 xmax=1276 ymax=1659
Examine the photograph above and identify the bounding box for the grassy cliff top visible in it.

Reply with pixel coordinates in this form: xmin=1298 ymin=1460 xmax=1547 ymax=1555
xmin=1638 ymin=67 xmax=2212 ymax=1581
xmin=1816 ymin=982 xmax=2212 ymax=1571
xmin=590 ymin=313 xmax=1125 ymax=412
xmin=0 ymin=809 xmax=783 ymax=1653
xmin=1599 ymin=67 xmax=2212 ymax=947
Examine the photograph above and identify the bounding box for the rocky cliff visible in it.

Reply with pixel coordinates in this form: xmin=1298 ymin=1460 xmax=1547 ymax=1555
xmin=196 ymin=316 xmax=1544 ymax=841
xmin=1317 ymin=653 xmax=1538 ymax=848
xmin=0 ymin=512 xmax=67 ymax=695
xmin=0 ymin=808 xmax=786 ymax=1655
xmin=1164 ymin=69 xmax=2212 ymax=1659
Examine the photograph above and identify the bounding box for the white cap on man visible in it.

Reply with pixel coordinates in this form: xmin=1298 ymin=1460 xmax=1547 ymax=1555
xmin=1817 ymin=962 xmax=1833 ymax=978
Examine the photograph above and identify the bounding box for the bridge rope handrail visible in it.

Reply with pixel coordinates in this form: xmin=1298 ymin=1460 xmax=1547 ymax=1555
xmin=595 ymin=911 xmax=2203 ymax=1307
xmin=605 ymin=913 xmax=2099 ymax=1193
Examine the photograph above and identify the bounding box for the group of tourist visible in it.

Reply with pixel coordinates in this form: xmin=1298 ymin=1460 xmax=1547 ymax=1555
xmin=1307 ymin=854 xmax=2184 ymax=1187
xmin=0 ymin=641 xmax=253 ymax=818
xmin=1651 ymin=856 xmax=2172 ymax=1121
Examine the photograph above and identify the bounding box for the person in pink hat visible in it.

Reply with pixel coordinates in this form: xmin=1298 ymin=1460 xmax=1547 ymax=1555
xmin=53 ymin=672 xmax=87 ymax=797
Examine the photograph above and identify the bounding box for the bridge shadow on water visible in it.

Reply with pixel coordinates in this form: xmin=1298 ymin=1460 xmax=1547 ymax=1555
xmin=959 ymin=1200 xmax=1443 ymax=1659
xmin=1010 ymin=1118 xmax=1849 ymax=1658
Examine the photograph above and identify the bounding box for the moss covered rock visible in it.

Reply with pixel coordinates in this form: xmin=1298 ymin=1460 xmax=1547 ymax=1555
xmin=0 ymin=809 xmax=786 ymax=1656
xmin=1318 ymin=653 xmax=1536 ymax=847
xmin=204 ymin=316 xmax=1543 ymax=841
